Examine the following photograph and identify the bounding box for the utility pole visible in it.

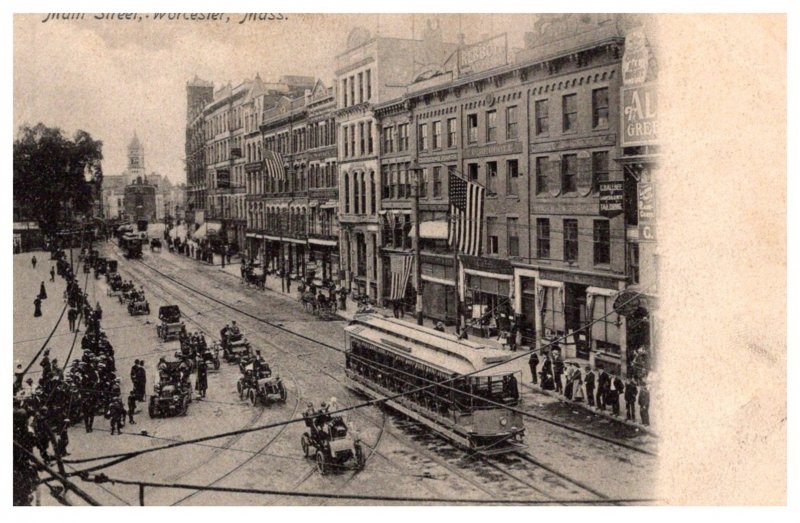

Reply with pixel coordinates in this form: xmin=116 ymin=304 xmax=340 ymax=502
xmin=412 ymin=161 xmax=423 ymax=326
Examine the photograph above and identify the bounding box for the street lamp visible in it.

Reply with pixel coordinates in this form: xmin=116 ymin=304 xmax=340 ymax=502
xmin=410 ymin=160 xmax=423 ymax=326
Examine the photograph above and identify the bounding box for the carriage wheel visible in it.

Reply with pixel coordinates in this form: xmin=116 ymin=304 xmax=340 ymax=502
xmin=301 ymin=434 xmax=311 ymax=457
xmin=236 ymin=379 xmax=244 ymax=398
xmin=278 ymin=381 xmax=287 ymax=402
xmin=354 ymin=443 xmax=365 ymax=470
xmin=316 ymin=451 xmax=328 ymax=475
xmin=249 ymin=389 xmax=258 ymax=406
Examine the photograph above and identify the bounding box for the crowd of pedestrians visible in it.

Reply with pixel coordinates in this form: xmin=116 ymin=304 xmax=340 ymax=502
xmin=527 ymin=345 xmax=651 ymax=426
xmin=14 ymin=246 xmax=146 ymax=505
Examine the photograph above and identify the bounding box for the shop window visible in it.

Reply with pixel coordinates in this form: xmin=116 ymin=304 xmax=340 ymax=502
xmin=564 ymin=219 xmax=578 ymax=262
xmin=592 ymin=295 xmax=621 ymax=354
xmin=447 ymin=118 xmax=457 ymax=147
xmin=506 ymin=159 xmax=519 ymax=196
xmin=592 ymin=151 xmax=609 ymax=191
xmin=487 ymin=217 xmax=499 ymax=255
xmin=628 ymin=242 xmax=640 ymax=284
xmin=486 ymin=110 xmax=497 ymax=142
xmin=486 ymin=161 xmax=497 ymax=196
xmin=507 ymin=218 xmax=519 ymax=257
xmin=418 ymin=123 xmax=428 ymax=152
xmin=467 ymin=114 xmax=478 ymax=143
xmin=562 ymin=154 xmax=577 ymax=193
xmin=506 ymin=106 xmax=518 ymax=140
xmin=593 ymin=220 xmax=610 ymax=265
xmin=592 ymin=88 xmax=609 ymax=129
xmin=541 ymin=286 xmax=564 ymax=338
xmin=536 ymin=218 xmax=550 ymax=259
xmin=468 ymin=163 xmax=479 ymax=182
xmin=562 ymin=94 xmax=577 ymax=132
xmin=433 ymin=166 xmax=442 ymax=197
xmin=535 ymin=156 xmax=548 ymax=195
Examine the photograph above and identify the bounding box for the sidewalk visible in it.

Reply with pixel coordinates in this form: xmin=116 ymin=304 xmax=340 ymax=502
xmin=209 ymin=255 xmax=656 ymax=435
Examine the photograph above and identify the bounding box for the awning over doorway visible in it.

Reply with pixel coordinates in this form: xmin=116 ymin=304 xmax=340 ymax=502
xmin=408 ymin=220 xmax=448 ymax=240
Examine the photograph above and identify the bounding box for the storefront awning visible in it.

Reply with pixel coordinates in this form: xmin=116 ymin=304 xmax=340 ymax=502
xmin=309 ymin=237 xmax=338 ymax=247
xmin=320 ymin=200 xmax=338 ymax=209
xmin=192 ymin=223 xmax=208 ymax=239
xmin=408 ymin=220 xmax=448 ymax=240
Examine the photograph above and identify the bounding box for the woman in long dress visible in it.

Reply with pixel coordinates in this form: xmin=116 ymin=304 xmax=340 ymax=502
xmin=39 ymin=281 xmax=47 ymax=299
xmin=33 ymin=296 xmax=42 ymax=317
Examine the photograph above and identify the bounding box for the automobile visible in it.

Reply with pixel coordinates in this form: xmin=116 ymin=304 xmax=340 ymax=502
xmin=156 ymin=305 xmax=185 ymax=341
xmin=127 ymin=292 xmax=150 ymax=316
xmin=301 ymin=412 xmax=365 ymax=475
xmin=148 ymin=361 xmax=192 ymax=418
xmin=221 ymin=331 xmax=251 ymax=363
xmin=237 ymin=362 xmax=285 ymax=404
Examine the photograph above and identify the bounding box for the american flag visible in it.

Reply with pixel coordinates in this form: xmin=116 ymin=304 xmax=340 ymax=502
xmin=389 ymin=254 xmax=414 ymax=301
xmin=448 ymin=172 xmax=485 ymax=256
xmin=264 ymin=150 xmax=285 ymax=181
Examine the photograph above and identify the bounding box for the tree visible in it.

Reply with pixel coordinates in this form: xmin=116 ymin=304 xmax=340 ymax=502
xmin=13 ymin=124 xmax=103 ymax=235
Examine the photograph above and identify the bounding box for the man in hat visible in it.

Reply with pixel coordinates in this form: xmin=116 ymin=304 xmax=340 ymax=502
xmin=67 ymin=306 xmax=78 ymax=332
xmin=624 ymin=378 xmax=639 ymax=422
xmin=40 ymin=350 xmax=52 ymax=380
xmin=127 ymin=391 xmax=137 ymax=425
xmin=584 ymin=366 xmax=596 ymax=407
xmin=107 ymin=397 xmax=126 ymax=435
xmin=50 ymin=266 xmax=55 ymax=282
xmin=638 ymin=382 xmax=650 ymax=426
xmin=303 ymin=401 xmax=316 ymax=428
xmin=528 ymin=351 xmax=539 ymax=385
xmin=82 ymin=387 xmax=96 ymax=432
xmin=196 ymin=359 xmax=208 ymax=399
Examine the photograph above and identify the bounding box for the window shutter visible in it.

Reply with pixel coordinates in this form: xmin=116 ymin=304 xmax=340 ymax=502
xmin=548 ymin=158 xmax=562 ymax=197
xmin=576 ymin=155 xmax=593 ymax=196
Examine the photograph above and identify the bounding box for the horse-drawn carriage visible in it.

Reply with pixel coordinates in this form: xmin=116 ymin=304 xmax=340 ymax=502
xmin=241 ymin=264 xmax=266 ymax=289
xmin=157 ymin=305 xmax=186 ymax=341
xmin=300 ymin=287 xmax=338 ymax=319
xmin=236 ymin=359 xmax=286 ymax=405
xmin=150 ymin=238 xmax=162 ymax=252
xmin=301 ymin=411 xmax=365 ymax=475
xmin=149 ymin=360 xmax=192 ymax=418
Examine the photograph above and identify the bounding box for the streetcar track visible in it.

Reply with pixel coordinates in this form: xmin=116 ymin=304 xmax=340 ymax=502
xmin=106 ymin=247 xmax=647 ymax=504
xmin=110 ymin=250 xmax=301 ymax=506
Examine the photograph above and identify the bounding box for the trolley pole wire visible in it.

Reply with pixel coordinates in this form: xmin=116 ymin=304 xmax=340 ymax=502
xmin=62 ymin=285 xmax=652 ymax=473
xmin=14 ymin=441 xmax=101 ymax=506
xmin=81 ymin=474 xmax=658 ymax=505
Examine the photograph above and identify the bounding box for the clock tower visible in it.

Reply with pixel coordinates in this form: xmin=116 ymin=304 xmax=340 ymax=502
xmin=127 ymin=132 xmax=145 ymax=184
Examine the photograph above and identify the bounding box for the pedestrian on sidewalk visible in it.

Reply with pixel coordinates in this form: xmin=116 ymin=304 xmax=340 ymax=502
xmin=67 ymin=307 xmax=77 ymax=332
xmin=638 ymin=382 xmax=650 ymax=426
xmin=597 ymin=368 xmax=609 ymax=410
xmin=552 ymin=353 xmax=564 ymax=394
xmin=107 ymin=398 xmax=125 ymax=435
xmin=82 ymin=390 xmax=96 ymax=432
xmin=33 ymin=296 xmax=43 ymax=318
xmin=610 ymin=375 xmax=624 ymax=416
xmin=127 ymin=391 xmax=137 ymax=425
xmin=50 ymin=266 xmax=55 ymax=282
xmin=528 ymin=351 xmax=539 ymax=385
xmin=571 ymin=365 xmax=584 ymax=402
xmin=196 ymin=359 xmax=208 ymax=399
xmin=39 ymin=281 xmax=47 ymax=300
xmin=540 ymin=354 xmax=554 ymax=391
xmin=31 ymin=255 xmax=37 ymax=269
xmin=624 ymin=378 xmax=638 ymax=422
xmin=584 ymin=366 xmax=596 ymax=407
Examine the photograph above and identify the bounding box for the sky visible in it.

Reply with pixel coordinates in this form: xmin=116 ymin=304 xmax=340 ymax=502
xmin=13 ymin=13 xmax=537 ymax=184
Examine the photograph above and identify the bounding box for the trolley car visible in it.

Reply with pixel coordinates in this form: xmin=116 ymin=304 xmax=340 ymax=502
xmin=119 ymin=233 xmax=143 ymax=259
xmin=344 ymin=314 xmax=526 ymax=455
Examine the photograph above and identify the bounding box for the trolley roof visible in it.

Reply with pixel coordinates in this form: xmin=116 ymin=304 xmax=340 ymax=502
xmin=344 ymin=314 xmax=516 ymax=377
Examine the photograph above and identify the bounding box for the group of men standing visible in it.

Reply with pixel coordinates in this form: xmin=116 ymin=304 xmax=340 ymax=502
xmin=528 ymin=347 xmax=651 ymax=426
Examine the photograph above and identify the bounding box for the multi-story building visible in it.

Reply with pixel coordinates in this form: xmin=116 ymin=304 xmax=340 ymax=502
xmin=185 ymin=77 xmax=214 ymax=226
xmin=336 ymin=27 xmax=456 ymax=301
xmin=123 ymin=176 xmax=158 ymax=222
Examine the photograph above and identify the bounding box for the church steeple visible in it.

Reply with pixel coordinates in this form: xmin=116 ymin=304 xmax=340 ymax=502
xmin=127 ymin=131 xmax=145 ymax=180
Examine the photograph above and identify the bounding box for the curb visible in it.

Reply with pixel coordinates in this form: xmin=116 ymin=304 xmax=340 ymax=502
xmin=520 ymin=381 xmax=658 ymax=437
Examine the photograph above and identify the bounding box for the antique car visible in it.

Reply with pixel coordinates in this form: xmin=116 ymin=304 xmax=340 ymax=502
xmin=148 ymin=361 xmax=192 ymax=418
xmin=221 ymin=330 xmax=251 ymax=363
xmin=156 ymin=305 xmax=185 ymax=341
xmin=197 ymin=341 xmax=221 ymax=371
xmin=237 ymin=361 xmax=285 ymax=404
xmin=126 ymin=291 xmax=150 ymax=316
xmin=301 ymin=413 xmax=365 ymax=475
xmin=106 ymin=273 xmax=123 ymax=296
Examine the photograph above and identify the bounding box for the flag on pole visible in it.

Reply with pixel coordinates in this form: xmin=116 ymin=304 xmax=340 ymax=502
xmin=448 ymin=172 xmax=485 ymax=256
xmin=389 ymin=254 xmax=414 ymax=301
xmin=264 ymin=150 xmax=285 ymax=181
